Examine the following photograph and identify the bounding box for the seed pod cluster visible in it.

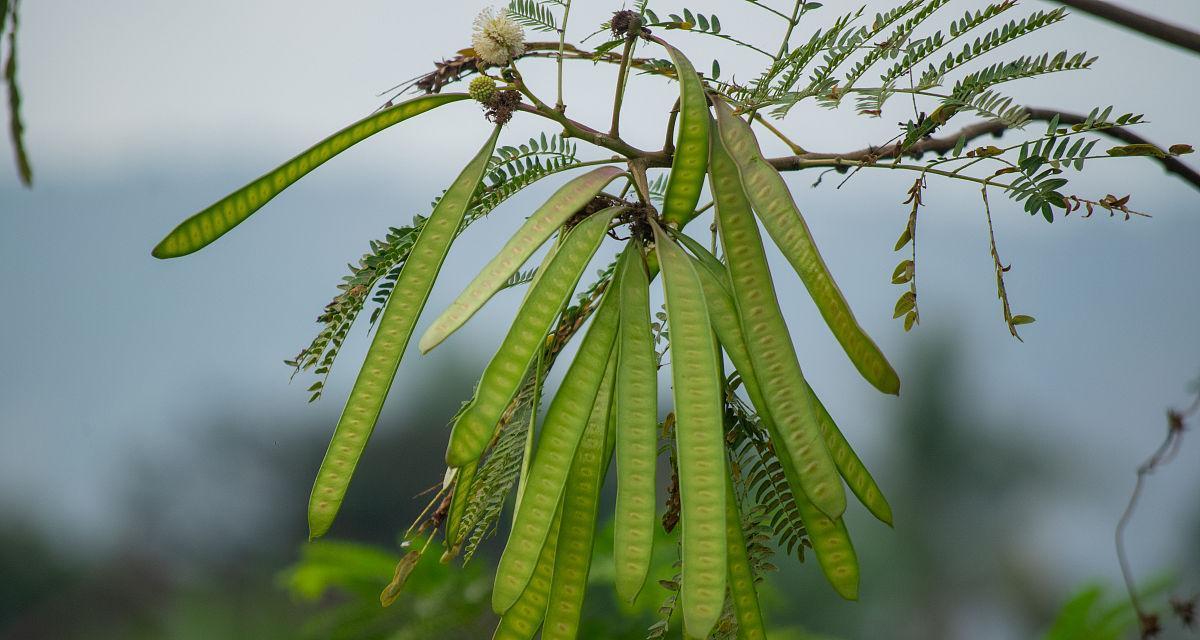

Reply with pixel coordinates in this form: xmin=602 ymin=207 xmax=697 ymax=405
xmin=153 ymin=41 xmax=898 ymax=640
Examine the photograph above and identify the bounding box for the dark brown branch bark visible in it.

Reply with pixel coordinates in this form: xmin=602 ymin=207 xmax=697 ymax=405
xmin=1050 ymin=0 xmax=1200 ymax=55
xmin=776 ymin=107 xmax=1200 ymax=192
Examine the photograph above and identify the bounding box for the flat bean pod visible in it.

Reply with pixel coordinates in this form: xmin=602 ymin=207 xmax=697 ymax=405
xmin=542 ymin=355 xmax=616 ymax=640
xmin=712 ymin=97 xmax=900 ymax=395
xmin=708 ymin=125 xmax=847 ymax=521
xmin=724 ymin=472 xmax=767 ymax=640
xmin=652 ymin=221 xmax=727 ymax=639
xmin=687 ymin=252 xmax=863 ymax=599
xmin=806 ymin=387 xmax=893 ymax=526
xmin=794 ymin=484 xmax=860 ymax=600
xmin=682 ymin=239 xmax=893 ymax=526
xmin=492 ymin=283 xmax=622 ymax=613
xmin=613 ymin=241 xmax=658 ymax=604
xmin=446 ymin=206 xmax=623 ymax=468
xmin=658 ymin=42 xmax=710 ymax=228
xmin=152 ymin=93 xmax=469 ymax=258
xmin=493 ymin=501 xmax=564 ymax=640
xmin=420 ymin=166 xmax=627 ymax=353
xmin=307 ymin=126 xmax=499 ymax=540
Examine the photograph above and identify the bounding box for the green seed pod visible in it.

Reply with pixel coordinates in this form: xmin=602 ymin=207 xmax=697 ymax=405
xmin=152 ymin=93 xmax=469 ymax=258
xmin=652 ymin=220 xmax=727 ymax=639
xmin=307 ymin=126 xmax=500 ymax=540
xmin=492 ymin=282 xmax=622 ymax=613
xmin=711 ymin=96 xmax=900 ymax=395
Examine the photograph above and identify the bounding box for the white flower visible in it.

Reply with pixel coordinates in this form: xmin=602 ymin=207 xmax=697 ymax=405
xmin=472 ymin=7 xmax=526 ymax=66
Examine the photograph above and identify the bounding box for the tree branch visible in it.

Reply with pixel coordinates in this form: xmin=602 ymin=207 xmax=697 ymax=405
xmin=1050 ymin=0 xmax=1200 ymax=55
xmin=778 ymin=107 xmax=1200 ymax=192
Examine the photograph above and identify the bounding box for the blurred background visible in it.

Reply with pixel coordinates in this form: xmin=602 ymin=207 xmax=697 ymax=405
xmin=1 ymin=1 xmax=1197 ymax=638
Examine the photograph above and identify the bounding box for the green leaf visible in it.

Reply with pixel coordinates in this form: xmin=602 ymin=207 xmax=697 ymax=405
xmin=1010 ymin=314 xmax=1036 ymax=325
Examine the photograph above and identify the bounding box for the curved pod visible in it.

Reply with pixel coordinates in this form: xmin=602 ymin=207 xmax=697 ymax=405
xmin=708 ymin=126 xmax=846 ymax=520
xmin=682 ymin=238 xmax=893 ymax=526
xmin=658 ymin=42 xmax=710 ymax=228
xmin=724 ymin=472 xmax=767 ymax=640
xmin=492 ymin=282 xmax=622 ymax=613
xmin=613 ymin=241 xmax=659 ymax=603
xmin=420 ymin=166 xmax=627 ymax=353
xmin=493 ymin=503 xmax=564 ymax=640
xmin=542 ymin=356 xmax=616 ymax=639
xmin=652 ymin=221 xmax=727 ymax=639
xmin=153 ymin=93 xmax=469 ymax=258
xmin=307 ymin=126 xmax=499 ymax=540
xmin=446 ymin=206 xmax=623 ymax=468
xmin=712 ymin=97 xmax=900 ymax=395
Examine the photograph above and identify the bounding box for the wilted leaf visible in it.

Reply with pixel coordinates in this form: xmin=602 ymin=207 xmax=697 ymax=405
xmin=379 ymin=547 xmax=423 ymax=606
xmin=1106 ymin=144 xmax=1167 ymax=158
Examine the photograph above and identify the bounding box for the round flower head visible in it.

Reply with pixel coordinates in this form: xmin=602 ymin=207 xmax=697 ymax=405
xmin=472 ymin=7 xmax=525 ymax=66
xmin=468 ymin=75 xmax=498 ymax=103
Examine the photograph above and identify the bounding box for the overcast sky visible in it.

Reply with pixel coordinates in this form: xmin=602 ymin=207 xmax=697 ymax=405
xmin=1 ymin=0 xmax=1198 ymax=614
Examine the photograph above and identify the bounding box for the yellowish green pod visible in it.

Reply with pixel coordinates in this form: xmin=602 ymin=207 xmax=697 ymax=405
xmin=493 ymin=502 xmax=564 ymax=640
xmin=420 ymin=166 xmax=627 ymax=353
xmin=543 ymin=355 xmax=616 ymax=639
xmin=678 ymin=234 xmax=893 ymax=526
xmin=724 ymin=472 xmax=767 ymax=640
xmin=152 ymin=93 xmax=469 ymax=258
xmin=613 ymin=240 xmax=658 ymax=604
xmin=708 ymin=124 xmax=846 ymax=521
xmin=446 ymin=206 xmax=622 ymax=468
xmin=492 ymin=283 xmax=622 ymax=613
xmin=712 ymin=97 xmax=900 ymax=395
xmin=684 ymin=248 xmax=863 ymax=599
xmin=659 ymin=42 xmax=710 ymax=228
xmin=307 ymin=126 xmax=499 ymax=540
xmin=652 ymin=220 xmax=727 ymax=639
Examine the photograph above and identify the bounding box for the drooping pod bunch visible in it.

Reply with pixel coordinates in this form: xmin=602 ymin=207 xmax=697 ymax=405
xmin=152 ymin=34 xmax=898 ymax=640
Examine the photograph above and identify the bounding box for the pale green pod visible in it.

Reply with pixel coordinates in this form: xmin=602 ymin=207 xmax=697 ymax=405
xmin=794 ymin=487 xmax=860 ymax=600
xmin=652 ymin=221 xmax=727 ymax=639
xmin=712 ymin=97 xmax=900 ymax=395
xmin=493 ymin=501 xmax=564 ymax=640
xmin=806 ymin=387 xmax=893 ymax=526
xmin=306 ymin=126 xmax=499 ymax=540
xmin=613 ymin=240 xmax=658 ymax=604
xmin=492 ymin=283 xmax=622 ymax=613
xmin=681 ymin=236 xmax=893 ymax=526
xmin=724 ymin=472 xmax=767 ymax=640
xmin=659 ymin=42 xmax=710 ymax=228
xmin=708 ymin=125 xmax=847 ymax=521
xmin=687 ymin=250 xmax=863 ymax=598
xmin=446 ymin=206 xmax=623 ymax=468
xmin=542 ymin=355 xmax=616 ymax=639
xmin=153 ymin=93 xmax=469 ymax=258
xmin=420 ymin=166 xmax=627 ymax=353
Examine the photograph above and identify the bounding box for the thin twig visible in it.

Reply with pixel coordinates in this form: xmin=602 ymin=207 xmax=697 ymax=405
xmin=1115 ymin=385 xmax=1200 ymax=638
xmin=555 ymin=0 xmax=573 ymax=111
xmin=610 ymin=35 xmax=637 ymax=137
